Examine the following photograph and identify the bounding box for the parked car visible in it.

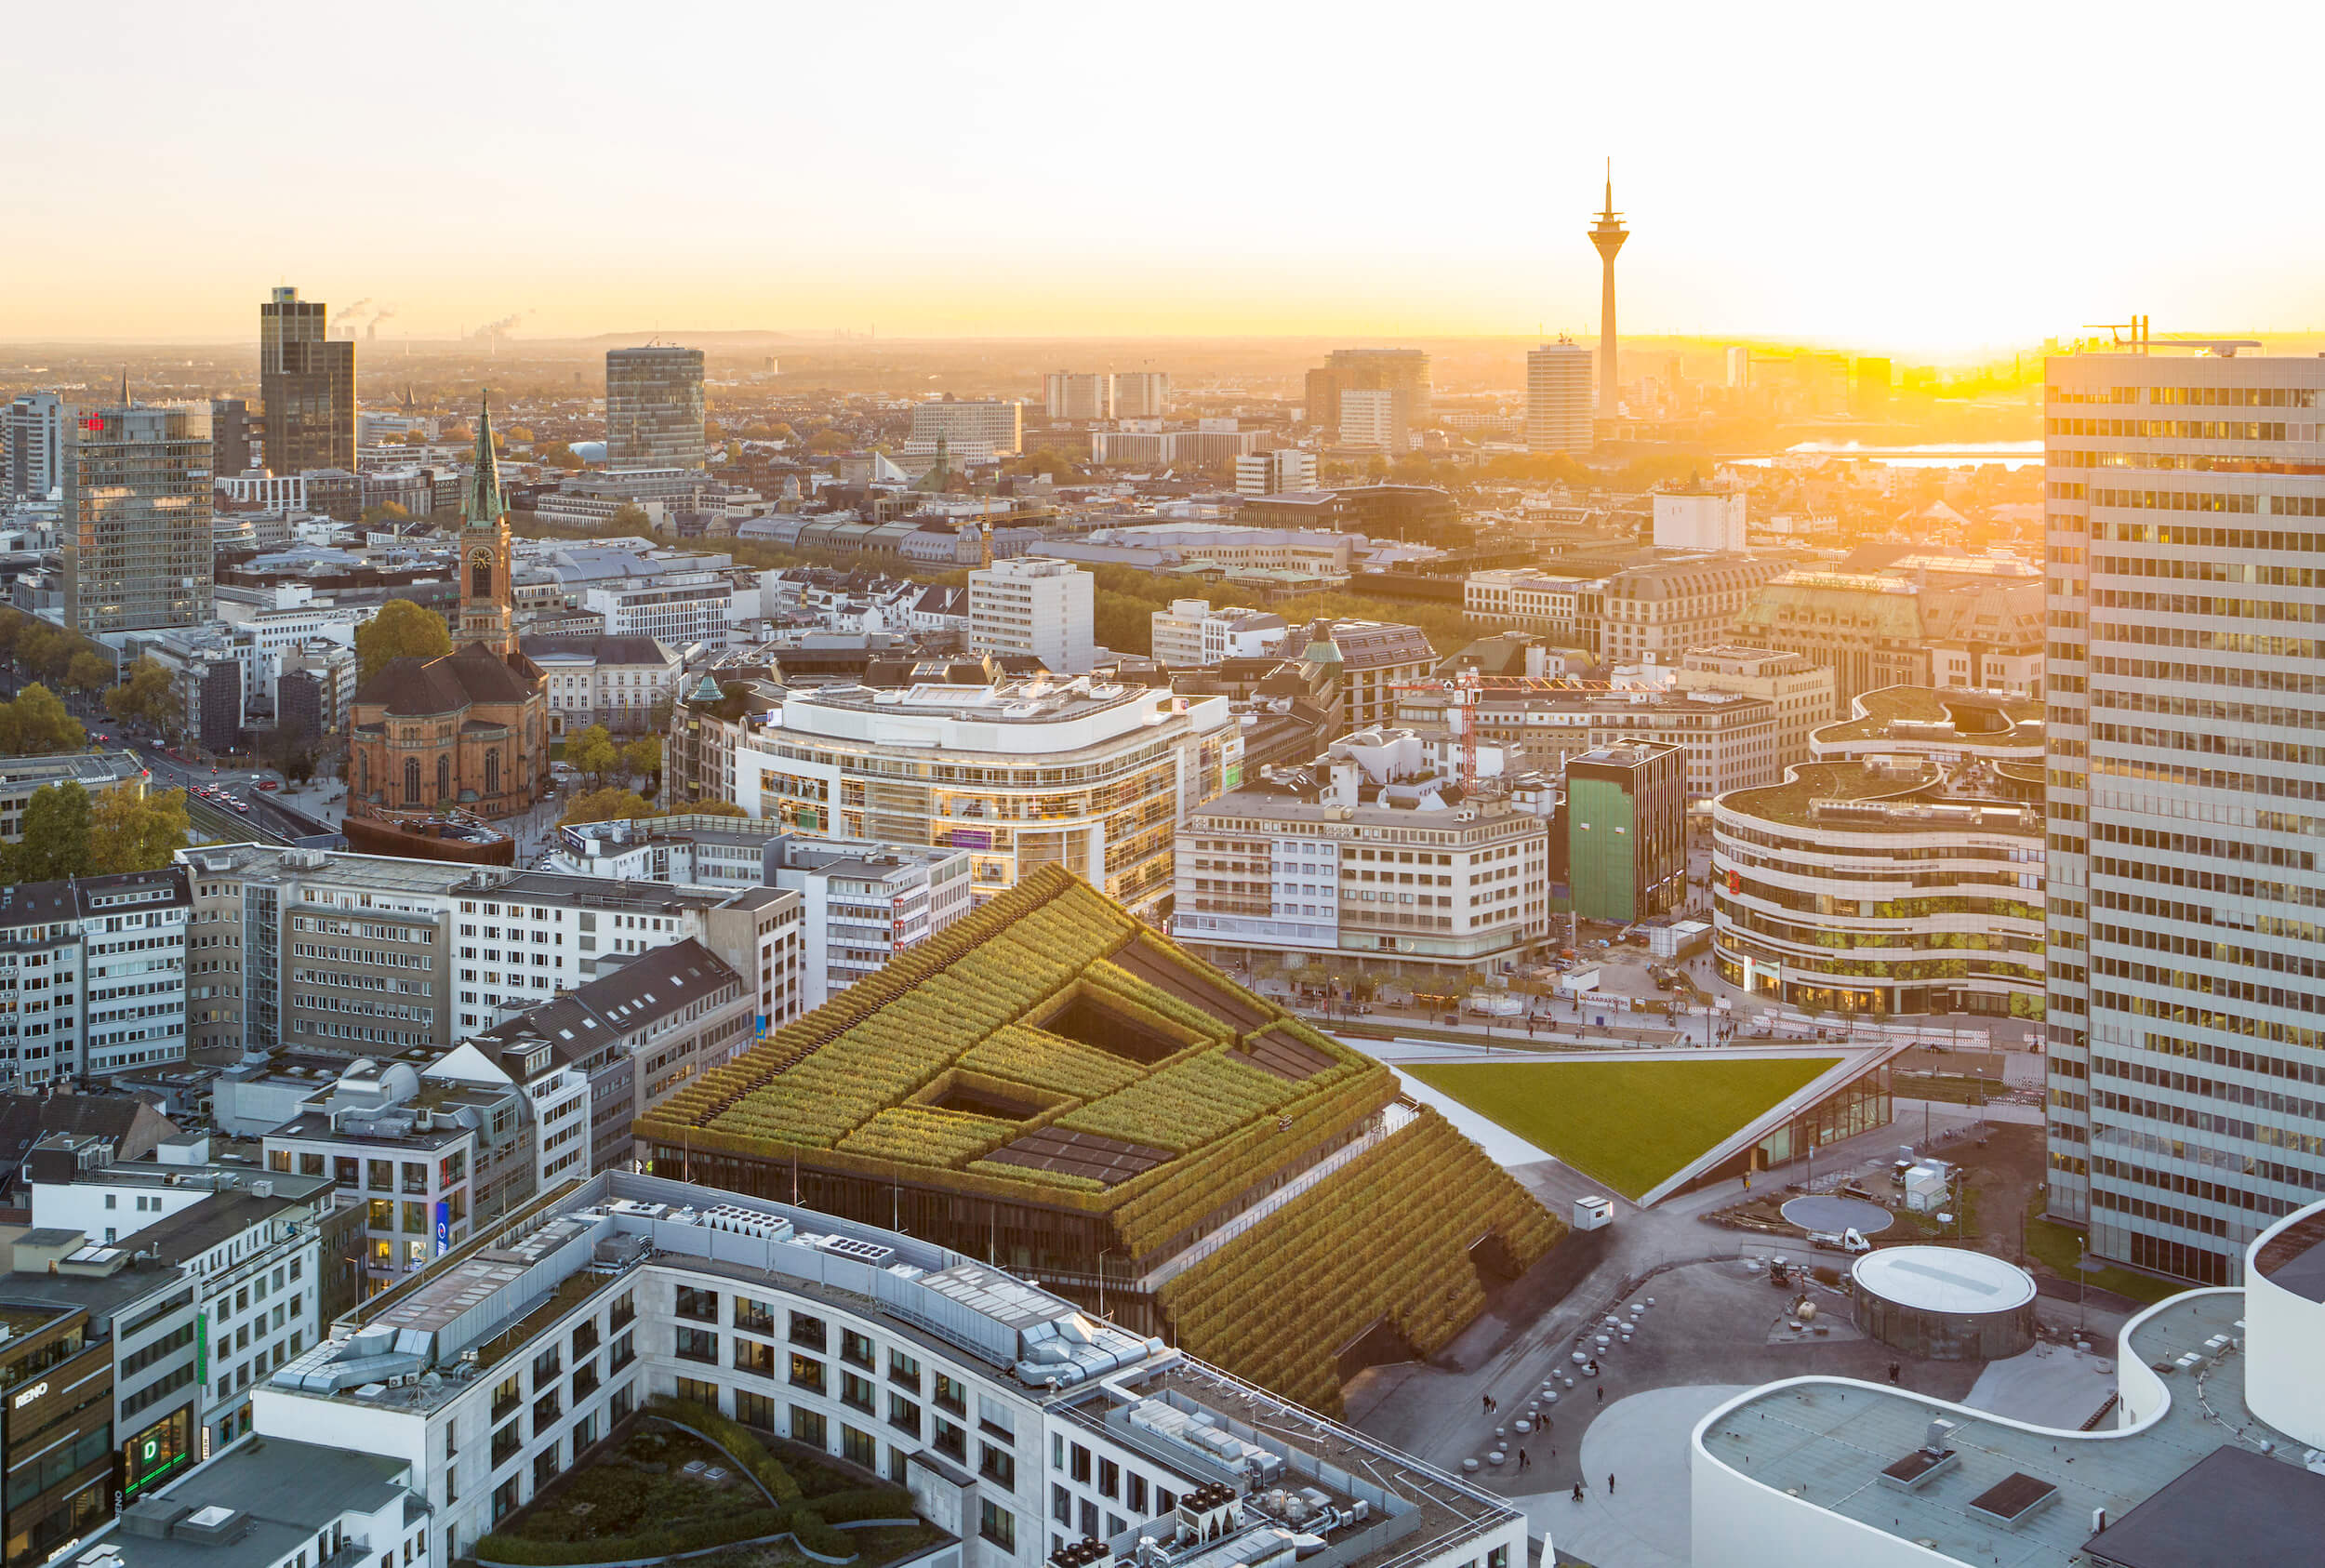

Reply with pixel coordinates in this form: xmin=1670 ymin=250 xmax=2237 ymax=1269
xmin=255 ymin=780 xmax=279 ymax=791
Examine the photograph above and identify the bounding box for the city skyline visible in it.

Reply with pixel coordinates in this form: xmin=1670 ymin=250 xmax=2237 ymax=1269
xmin=13 ymin=3 xmax=2325 ymax=350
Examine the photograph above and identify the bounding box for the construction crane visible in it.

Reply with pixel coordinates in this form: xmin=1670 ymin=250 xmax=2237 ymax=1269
xmin=1389 ymin=670 xmax=1621 ymax=791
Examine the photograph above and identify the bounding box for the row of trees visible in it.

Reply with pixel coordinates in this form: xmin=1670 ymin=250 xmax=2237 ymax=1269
xmin=5 ymin=781 xmax=191 ymax=883
xmin=558 ymin=789 xmax=745 ymax=829
xmin=565 ymin=724 xmax=660 ymax=791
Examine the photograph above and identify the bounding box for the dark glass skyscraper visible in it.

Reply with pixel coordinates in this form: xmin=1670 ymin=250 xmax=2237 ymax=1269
xmin=605 ymin=345 xmax=706 ymax=471
xmin=259 ymin=286 xmax=354 ymax=475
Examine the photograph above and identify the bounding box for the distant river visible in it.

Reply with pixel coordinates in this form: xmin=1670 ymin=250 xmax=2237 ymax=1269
xmin=1725 ymin=441 xmax=2044 ymax=470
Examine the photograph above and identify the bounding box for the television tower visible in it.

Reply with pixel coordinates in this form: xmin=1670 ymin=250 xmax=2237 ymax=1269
xmin=1588 ymin=159 xmax=1628 ymax=422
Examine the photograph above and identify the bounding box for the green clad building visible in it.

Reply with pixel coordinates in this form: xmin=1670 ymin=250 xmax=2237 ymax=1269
xmin=1566 ymin=738 xmax=1684 ymax=923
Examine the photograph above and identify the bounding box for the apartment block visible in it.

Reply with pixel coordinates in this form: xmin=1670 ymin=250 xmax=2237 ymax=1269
xmin=0 ymin=868 xmax=189 ymax=1088
xmin=969 ymin=556 xmax=1095 ymax=673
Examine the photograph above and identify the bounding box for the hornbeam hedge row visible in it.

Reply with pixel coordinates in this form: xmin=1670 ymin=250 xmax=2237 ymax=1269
xmin=635 ymin=866 xmax=1402 ymax=1242
xmin=1157 ymin=1107 xmax=1566 ymax=1416
xmin=956 ymin=1025 xmax=1143 ymax=1102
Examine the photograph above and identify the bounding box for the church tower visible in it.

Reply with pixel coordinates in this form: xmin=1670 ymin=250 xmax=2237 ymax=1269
xmin=457 ymin=391 xmax=517 ymax=655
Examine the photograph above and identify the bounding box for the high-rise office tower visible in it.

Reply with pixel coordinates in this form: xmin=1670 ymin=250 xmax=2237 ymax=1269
xmin=259 ymin=286 xmax=355 ymax=475
xmin=1044 ymin=372 xmax=1111 ymax=420
xmin=606 ymin=345 xmax=707 ymax=471
xmin=1725 ymin=346 xmax=1752 ymax=391
xmin=209 ymin=396 xmax=254 ymax=476
xmin=1111 ymin=371 xmax=1171 ymax=419
xmin=4 ymin=392 xmax=66 ymax=499
xmin=1588 ymin=163 xmax=1628 ymax=419
xmin=1852 ymin=357 xmax=1893 ymax=419
xmin=2043 ymin=335 xmax=2325 ymax=1285
xmin=1304 ymin=349 xmax=1431 ymax=435
xmin=61 ymin=400 xmax=215 ymax=634
xmin=1525 ymin=338 xmax=1593 ymax=452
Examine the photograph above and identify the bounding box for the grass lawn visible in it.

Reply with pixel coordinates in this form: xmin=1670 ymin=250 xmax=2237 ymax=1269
xmin=2021 ymin=1190 xmax=2182 ymax=1305
xmin=1408 ymin=1056 xmax=1838 ymax=1199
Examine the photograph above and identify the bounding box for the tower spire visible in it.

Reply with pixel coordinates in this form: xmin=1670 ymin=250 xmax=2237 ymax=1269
xmin=1588 ymin=160 xmax=1630 ymax=433
xmin=465 ymin=389 xmax=506 ymax=525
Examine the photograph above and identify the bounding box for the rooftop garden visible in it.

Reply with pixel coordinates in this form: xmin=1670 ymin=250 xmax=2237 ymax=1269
xmin=475 ymin=1402 xmax=938 ymax=1567
xmin=638 ymin=866 xmax=1398 ymax=1258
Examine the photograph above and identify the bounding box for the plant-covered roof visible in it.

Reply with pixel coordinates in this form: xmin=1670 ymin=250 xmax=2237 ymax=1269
xmin=638 ymin=865 xmax=1396 ymax=1251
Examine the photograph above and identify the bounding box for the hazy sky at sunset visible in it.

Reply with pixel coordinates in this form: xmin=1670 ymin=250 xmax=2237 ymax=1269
xmin=13 ymin=1 xmax=2325 ymax=350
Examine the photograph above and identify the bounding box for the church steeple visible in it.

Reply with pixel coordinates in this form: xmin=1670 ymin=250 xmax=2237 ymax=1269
xmin=457 ymin=391 xmax=517 ymax=656
xmin=466 ymin=390 xmax=507 ymax=527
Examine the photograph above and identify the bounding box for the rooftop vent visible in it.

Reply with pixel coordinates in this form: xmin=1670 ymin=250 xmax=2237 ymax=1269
xmin=1967 ymin=1472 xmax=2058 ymax=1529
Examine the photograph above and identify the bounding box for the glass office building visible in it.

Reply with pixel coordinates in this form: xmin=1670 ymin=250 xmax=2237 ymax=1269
xmin=61 ymin=402 xmax=214 ymax=634
xmin=606 ymin=345 xmax=707 ymax=471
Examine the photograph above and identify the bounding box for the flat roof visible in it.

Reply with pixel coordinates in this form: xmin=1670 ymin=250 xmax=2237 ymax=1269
xmin=2083 ymin=1445 xmax=2325 ymax=1568
xmin=1698 ymin=1291 xmax=2302 ymax=1568
xmin=2252 ymin=1210 xmax=2325 ymax=1303
xmin=1851 ymin=1245 xmax=2036 ymax=1313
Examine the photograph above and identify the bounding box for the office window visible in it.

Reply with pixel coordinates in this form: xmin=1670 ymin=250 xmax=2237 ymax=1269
xmin=843 ymin=1424 xmax=876 ymax=1470
xmin=791 ymin=1406 xmax=827 ymax=1448
xmin=979 ymin=1502 xmax=1016 ymax=1551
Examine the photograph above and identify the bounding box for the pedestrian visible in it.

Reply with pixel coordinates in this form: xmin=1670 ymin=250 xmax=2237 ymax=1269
xmin=1607 ymin=1473 xmax=1616 ymax=1495
xmin=1481 ymin=1393 xmax=1490 ymax=1415
xmin=1517 ymin=1447 xmax=1529 ymax=1470
xmin=1596 ymin=1384 xmax=1604 ymax=1403
xmin=1571 ymin=1482 xmax=1585 ymax=1503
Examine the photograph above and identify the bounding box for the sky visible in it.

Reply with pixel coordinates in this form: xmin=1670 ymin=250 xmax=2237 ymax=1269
xmin=12 ymin=0 xmax=2325 ymax=351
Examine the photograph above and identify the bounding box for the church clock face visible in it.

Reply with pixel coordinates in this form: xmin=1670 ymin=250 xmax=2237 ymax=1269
xmin=471 ymin=547 xmax=496 ymax=600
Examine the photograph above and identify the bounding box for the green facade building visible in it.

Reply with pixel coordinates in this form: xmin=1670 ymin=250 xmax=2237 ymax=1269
xmin=1566 ymin=738 xmax=1684 ymax=923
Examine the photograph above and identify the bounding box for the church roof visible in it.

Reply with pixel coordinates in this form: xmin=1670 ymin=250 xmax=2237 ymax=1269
xmin=353 ymin=644 xmax=540 ymax=716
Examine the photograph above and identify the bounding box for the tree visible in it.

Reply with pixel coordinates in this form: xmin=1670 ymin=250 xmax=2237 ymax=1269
xmin=559 ymin=788 xmax=657 ymax=828
xmin=105 ymin=657 xmax=180 ymax=738
xmin=66 ymin=650 xmax=113 ymax=697
xmin=15 ymin=623 xmax=72 ymax=682
xmin=0 ymin=684 xmax=86 ymax=756
xmin=569 ymin=724 xmax=619 ymax=787
xmin=0 ymin=607 xmax=23 ymax=664
xmin=87 ymin=785 xmax=190 ymax=875
xmin=8 ymin=782 xmax=92 ymax=882
xmin=623 ymin=736 xmax=661 ymax=790
xmin=606 ymin=502 xmax=651 ymax=532
xmin=355 ymin=599 xmax=453 ymax=684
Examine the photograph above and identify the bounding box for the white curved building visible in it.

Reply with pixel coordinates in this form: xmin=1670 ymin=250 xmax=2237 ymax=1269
xmin=1690 ymin=1197 xmax=2325 ymax=1568
xmin=1711 ymin=686 xmax=2047 ymax=1019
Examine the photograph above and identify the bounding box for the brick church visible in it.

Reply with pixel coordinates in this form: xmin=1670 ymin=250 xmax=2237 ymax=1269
xmin=346 ymin=395 xmax=548 ymax=842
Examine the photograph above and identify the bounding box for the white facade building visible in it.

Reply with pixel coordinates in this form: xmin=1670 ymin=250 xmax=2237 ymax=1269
xmin=1653 ymin=484 xmax=1747 ymax=551
xmin=29 ymin=1136 xmax=332 ymax=1457
xmin=4 ymin=391 xmax=67 ymax=499
xmin=519 ymin=635 xmax=682 ymax=736
xmin=1149 ymin=599 xmax=1289 ymax=668
xmin=1525 ymin=339 xmax=1593 ymax=453
xmin=734 ymin=677 xmax=1237 ymax=920
xmin=1233 ymin=448 xmax=1317 ymax=498
xmin=1337 ymin=388 xmax=1404 ymax=451
xmin=1173 ymin=728 xmax=1552 ymax=975
xmin=910 ymin=399 xmax=1023 ymax=458
xmin=0 ymin=866 xmax=189 ymax=1086
xmin=583 ymin=571 xmax=733 ymax=643
xmin=235 ymin=1169 xmax=1530 ymax=1568
xmin=969 ymin=556 xmax=1095 ymax=674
